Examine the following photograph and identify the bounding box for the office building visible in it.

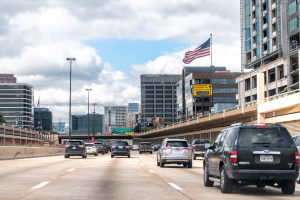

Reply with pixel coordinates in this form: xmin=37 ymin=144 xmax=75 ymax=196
xmin=71 ymin=114 xmax=104 ymax=135
xmin=53 ymin=122 xmax=66 ymax=134
xmin=0 ymin=74 xmax=17 ymax=83
xmin=104 ymin=105 xmax=127 ymax=133
xmin=0 ymin=83 xmax=34 ymax=128
xmin=34 ymin=108 xmax=52 ymax=132
xmin=127 ymin=113 xmax=139 ymax=129
xmin=239 ymin=0 xmax=299 ymax=104
xmin=177 ymin=67 xmax=240 ymax=121
xmin=128 ymin=103 xmax=140 ymax=113
xmin=140 ymin=74 xmax=181 ymax=123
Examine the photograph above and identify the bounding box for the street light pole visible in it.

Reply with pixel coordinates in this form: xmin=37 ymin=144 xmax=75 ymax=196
xmin=66 ymin=57 xmax=76 ymax=140
xmin=92 ymin=103 xmax=97 ymax=140
xmin=86 ymin=88 xmax=92 ymax=141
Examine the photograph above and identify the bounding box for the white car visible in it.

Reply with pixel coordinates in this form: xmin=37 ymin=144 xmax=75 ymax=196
xmin=132 ymin=145 xmax=139 ymax=151
xmin=85 ymin=143 xmax=98 ymax=156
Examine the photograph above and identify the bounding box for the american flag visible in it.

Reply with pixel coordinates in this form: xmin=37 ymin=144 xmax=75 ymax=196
xmin=183 ymin=38 xmax=210 ymax=64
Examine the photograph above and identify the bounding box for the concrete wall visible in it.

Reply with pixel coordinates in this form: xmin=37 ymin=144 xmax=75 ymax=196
xmin=0 ymin=146 xmax=64 ymax=160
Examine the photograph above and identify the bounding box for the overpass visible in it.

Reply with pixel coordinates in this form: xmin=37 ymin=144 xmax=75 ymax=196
xmin=58 ymin=134 xmax=133 ymax=143
xmin=132 ymin=73 xmax=300 ymax=145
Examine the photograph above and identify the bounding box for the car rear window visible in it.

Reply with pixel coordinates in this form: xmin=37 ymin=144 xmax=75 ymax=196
xmin=166 ymin=141 xmax=188 ymax=147
xmin=141 ymin=142 xmax=151 ymax=145
xmin=238 ymin=128 xmax=294 ymax=148
xmin=114 ymin=141 xmax=128 ymax=146
xmin=94 ymin=143 xmax=102 ymax=147
xmin=194 ymin=139 xmax=210 ymax=144
xmin=85 ymin=144 xmax=94 ymax=147
xmin=67 ymin=141 xmax=82 ymax=145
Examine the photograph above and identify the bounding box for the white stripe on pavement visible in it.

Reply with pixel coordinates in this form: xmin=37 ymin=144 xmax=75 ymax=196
xmin=149 ymin=170 xmax=155 ymax=173
xmin=33 ymin=182 xmax=50 ymax=189
xmin=67 ymin=168 xmax=75 ymax=172
xmin=140 ymin=163 xmax=144 ymax=166
xmin=168 ymin=183 xmax=182 ymax=190
xmin=296 ymin=189 xmax=300 ymax=192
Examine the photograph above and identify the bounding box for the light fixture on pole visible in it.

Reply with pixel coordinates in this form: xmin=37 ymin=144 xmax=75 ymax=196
xmin=86 ymin=88 xmax=92 ymax=141
xmin=66 ymin=57 xmax=76 ymax=140
xmin=92 ymin=103 xmax=97 ymax=140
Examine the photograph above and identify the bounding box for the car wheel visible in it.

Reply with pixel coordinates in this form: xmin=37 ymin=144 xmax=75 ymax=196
xmin=102 ymin=152 xmax=104 ymax=155
xmin=203 ymin=164 xmax=214 ymax=187
xmin=256 ymin=182 xmax=265 ymax=188
xmin=111 ymin=155 xmax=114 ymax=158
xmin=139 ymin=151 xmax=141 ymax=154
xmin=220 ymin=165 xmax=233 ymax=193
xmin=128 ymin=154 xmax=130 ymax=158
xmin=64 ymin=155 xmax=68 ymax=159
xmin=82 ymin=155 xmax=85 ymax=158
xmin=188 ymin=162 xmax=192 ymax=168
xmin=193 ymin=153 xmax=196 ymax=160
xmin=160 ymin=157 xmax=164 ymax=168
xmin=183 ymin=164 xmax=187 ymax=168
xmin=281 ymin=180 xmax=295 ymax=194
xmin=150 ymin=151 xmax=153 ymax=154
xmin=157 ymin=155 xmax=160 ymax=166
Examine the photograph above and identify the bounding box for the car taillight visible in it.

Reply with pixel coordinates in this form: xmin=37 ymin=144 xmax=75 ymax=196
xmin=79 ymin=145 xmax=84 ymax=148
xmin=162 ymin=147 xmax=172 ymax=150
xmin=194 ymin=146 xmax=196 ymax=150
xmin=93 ymin=147 xmax=96 ymax=149
xmin=66 ymin=145 xmax=70 ymax=148
xmin=126 ymin=146 xmax=130 ymax=149
xmin=183 ymin=147 xmax=191 ymax=150
xmin=112 ymin=146 xmax=116 ymax=149
xmin=256 ymin=126 xmax=271 ymax=129
xmin=296 ymin=151 xmax=299 ymax=164
xmin=230 ymin=150 xmax=237 ymax=163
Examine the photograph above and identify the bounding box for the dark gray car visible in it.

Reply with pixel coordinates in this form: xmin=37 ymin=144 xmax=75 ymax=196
xmin=293 ymin=134 xmax=300 ymax=184
xmin=139 ymin=142 xmax=152 ymax=154
xmin=64 ymin=140 xmax=87 ymax=158
xmin=111 ymin=141 xmax=130 ymax=158
xmin=94 ymin=142 xmax=105 ymax=155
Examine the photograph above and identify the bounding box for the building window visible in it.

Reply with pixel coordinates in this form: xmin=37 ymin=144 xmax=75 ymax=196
xmin=156 ymin=109 xmax=163 ymax=113
xmin=145 ymin=100 xmax=154 ymax=103
xmin=212 ymin=79 xmax=236 ymax=84
xmin=245 ymin=2 xmax=250 ymax=16
xmin=165 ymin=109 xmax=172 ymax=113
xmin=145 ymin=109 xmax=154 ymax=113
xmin=255 ymin=8 xmax=259 ymax=19
xmin=245 ymin=16 xmax=250 ymax=28
xmin=212 ymin=88 xmax=238 ymax=93
xmin=156 ymin=95 xmax=163 ymax=98
xmin=145 ymin=86 xmax=154 ymax=89
xmin=165 ymin=100 xmax=172 ymax=103
xmin=156 ymin=86 xmax=163 ymax=89
xmin=256 ymin=33 xmax=260 ymax=44
xmin=156 ymin=100 xmax=163 ymax=103
xmin=145 ymin=114 xmax=154 ymax=117
xmin=156 ymin=90 xmax=163 ymax=94
xmin=194 ymin=79 xmax=210 ymax=84
xmin=213 ymin=97 xmax=238 ymax=103
xmin=156 ymin=105 xmax=163 ymax=108
xmin=266 ymin=13 xmax=269 ymax=24
xmin=267 ymin=40 xmax=270 ymax=51
xmin=256 ymin=20 xmax=260 ymax=31
xmin=165 ymin=95 xmax=172 ymax=98
xmin=165 ymin=86 xmax=172 ymax=89
xmin=145 ymin=90 xmax=154 ymax=94
xmin=246 ymin=39 xmax=251 ymax=52
xmin=145 ymin=95 xmax=154 ymax=98
xmin=165 ymin=104 xmax=172 ymax=108
xmin=145 ymin=105 xmax=154 ymax=108
xmin=252 ymin=75 xmax=257 ymax=88
xmin=289 ymin=0 xmax=298 ymax=16
xmin=165 ymin=90 xmax=172 ymax=94
xmin=255 ymin=0 xmax=259 ymax=5
xmin=246 ymin=27 xmax=251 ymax=40
xmin=256 ymin=47 xmax=260 ymax=57
xmin=289 ymin=16 xmax=299 ymax=32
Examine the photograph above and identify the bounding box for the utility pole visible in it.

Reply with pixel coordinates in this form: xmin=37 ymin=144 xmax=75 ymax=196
xmin=86 ymin=88 xmax=92 ymax=141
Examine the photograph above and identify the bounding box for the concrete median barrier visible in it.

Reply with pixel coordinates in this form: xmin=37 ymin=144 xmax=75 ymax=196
xmin=0 ymin=146 xmax=64 ymax=160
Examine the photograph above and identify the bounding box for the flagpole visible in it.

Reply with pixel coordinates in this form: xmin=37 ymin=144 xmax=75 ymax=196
xmin=210 ymin=34 xmax=213 ymax=113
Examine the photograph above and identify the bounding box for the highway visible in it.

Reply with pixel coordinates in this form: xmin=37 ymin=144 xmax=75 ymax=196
xmin=0 ymin=151 xmax=300 ymax=200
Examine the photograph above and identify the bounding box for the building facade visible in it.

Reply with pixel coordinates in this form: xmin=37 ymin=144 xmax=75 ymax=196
xmin=0 ymin=74 xmax=17 ymax=83
xmin=239 ymin=0 xmax=300 ymax=105
xmin=126 ymin=113 xmax=139 ymax=129
xmin=0 ymin=83 xmax=34 ymax=128
xmin=177 ymin=67 xmax=240 ymax=121
xmin=71 ymin=114 xmax=104 ymax=135
xmin=104 ymin=105 xmax=127 ymax=133
xmin=53 ymin=122 xmax=66 ymax=134
xmin=34 ymin=107 xmax=52 ymax=132
xmin=140 ymin=74 xmax=181 ymax=124
xmin=128 ymin=103 xmax=139 ymax=113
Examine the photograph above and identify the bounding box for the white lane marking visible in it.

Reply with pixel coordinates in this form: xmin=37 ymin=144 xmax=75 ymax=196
xmin=168 ymin=183 xmax=182 ymax=190
xmin=84 ymin=163 xmax=87 ymax=165
xmin=33 ymin=182 xmax=50 ymax=189
xmin=67 ymin=168 xmax=75 ymax=172
xmin=140 ymin=163 xmax=144 ymax=166
xmin=296 ymin=189 xmax=300 ymax=192
xmin=149 ymin=170 xmax=155 ymax=173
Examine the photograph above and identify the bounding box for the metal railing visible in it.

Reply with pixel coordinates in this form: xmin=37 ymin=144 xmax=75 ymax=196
xmin=270 ymin=89 xmax=299 ymax=101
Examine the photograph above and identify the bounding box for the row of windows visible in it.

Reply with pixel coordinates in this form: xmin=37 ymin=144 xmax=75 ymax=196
xmin=290 ymin=16 xmax=299 ymax=32
xmin=142 ymin=82 xmax=177 ymax=84
xmin=141 ymin=114 xmax=177 ymax=118
xmin=143 ymin=100 xmax=177 ymax=104
xmin=143 ymin=90 xmax=174 ymax=94
xmin=289 ymin=0 xmax=298 ymax=16
xmin=143 ymin=86 xmax=176 ymax=89
xmin=144 ymin=109 xmax=177 ymax=113
xmin=143 ymin=95 xmax=176 ymax=99
xmin=144 ymin=104 xmax=174 ymax=108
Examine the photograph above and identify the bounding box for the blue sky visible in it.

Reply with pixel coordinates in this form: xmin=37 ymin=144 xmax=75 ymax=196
xmin=86 ymin=39 xmax=189 ymax=71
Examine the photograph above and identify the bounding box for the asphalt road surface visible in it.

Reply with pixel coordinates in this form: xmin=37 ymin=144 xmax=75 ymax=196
xmin=0 ymin=150 xmax=300 ymax=200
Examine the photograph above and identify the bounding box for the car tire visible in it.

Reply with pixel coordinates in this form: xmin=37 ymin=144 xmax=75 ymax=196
xmin=256 ymin=182 xmax=265 ymax=188
xmin=139 ymin=151 xmax=141 ymax=154
xmin=82 ymin=155 xmax=85 ymax=159
xmin=281 ymin=180 xmax=295 ymax=194
xmin=193 ymin=153 xmax=196 ymax=160
xmin=111 ymin=155 xmax=114 ymax=158
xmin=160 ymin=157 xmax=164 ymax=168
xmin=102 ymin=151 xmax=104 ymax=155
xmin=150 ymin=151 xmax=153 ymax=154
xmin=128 ymin=154 xmax=130 ymax=158
xmin=220 ymin=165 xmax=233 ymax=193
xmin=188 ymin=162 xmax=192 ymax=168
xmin=64 ymin=155 xmax=68 ymax=159
xmin=203 ymin=164 xmax=214 ymax=187
xmin=183 ymin=164 xmax=187 ymax=168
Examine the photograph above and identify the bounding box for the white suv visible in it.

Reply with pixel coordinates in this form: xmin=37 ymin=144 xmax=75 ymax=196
xmin=157 ymin=138 xmax=192 ymax=168
xmin=85 ymin=143 xmax=98 ymax=156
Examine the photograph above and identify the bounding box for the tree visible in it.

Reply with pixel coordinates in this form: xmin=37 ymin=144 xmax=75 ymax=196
xmin=133 ymin=124 xmax=141 ymax=133
xmin=0 ymin=113 xmax=7 ymax=124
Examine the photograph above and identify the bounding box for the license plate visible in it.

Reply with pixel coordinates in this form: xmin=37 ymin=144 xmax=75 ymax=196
xmin=119 ymin=146 xmax=123 ymax=148
xmin=174 ymin=150 xmax=180 ymax=153
xmin=72 ymin=147 xmax=76 ymax=149
xmin=260 ymin=155 xmax=273 ymax=162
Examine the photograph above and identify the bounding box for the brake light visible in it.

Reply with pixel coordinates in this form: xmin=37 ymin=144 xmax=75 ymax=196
xmin=79 ymin=145 xmax=84 ymax=148
xmin=183 ymin=147 xmax=191 ymax=150
xmin=296 ymin=151 xmax=299 ymax=164
xmin=126 ymin=146 xmax=130 ymax=149
xmin=194 ymin=146 xmax=196 ymax=150
xmin=162 ymin=147 xmax=172 ymax=150
xmin=66 ymin=145 xmax=70 ymax=148
xmin=256 ymin=126 xmax=271 ymax=129
xmin=93 ymin=147 xmax=96 ymax=149
xmin=112 ymin=146 xmax=116 ymax=149
xmin=230 ymin=150 xmax=238 ymax=163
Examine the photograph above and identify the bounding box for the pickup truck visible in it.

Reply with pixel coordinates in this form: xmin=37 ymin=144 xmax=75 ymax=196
xmin=139 ymin=142 xmax=153 ymax=154
xmin=192 ymin=139 xmax=210 ymax=160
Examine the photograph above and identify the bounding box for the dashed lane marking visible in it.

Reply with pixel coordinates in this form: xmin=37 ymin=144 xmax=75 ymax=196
xmin=67 ymin=168 xmax=75 ymax=172
xmin=0 ymin=158 xmax=64 ymax=169
xmin=168 ymin=183 xmax=182 ymax=190
xmin=140 ymin=163 xmax=144 ymax=166
xmin=32 ymin=182 xmax=50 ymax=189
xmin=296 ymin=189 xmax=300 ymax=192
xmin=149 ymin=170 xmax=155 ymax=173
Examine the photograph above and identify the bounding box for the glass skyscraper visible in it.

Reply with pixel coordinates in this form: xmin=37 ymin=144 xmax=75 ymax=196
xmin=34 ymin=107 xmax=52 ymax=132
xmin=71 ymin=114 xmax=104 ymax=135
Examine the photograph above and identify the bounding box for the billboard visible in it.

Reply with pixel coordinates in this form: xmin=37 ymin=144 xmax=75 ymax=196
xmin=114 ymin=128 xmax=132 ymax=135
xmin=193 ymin=84 xmax=212 ymax=96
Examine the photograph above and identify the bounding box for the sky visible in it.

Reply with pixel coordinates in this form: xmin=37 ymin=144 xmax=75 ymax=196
xmin=0 ymin=0 xmax=241 ymax=124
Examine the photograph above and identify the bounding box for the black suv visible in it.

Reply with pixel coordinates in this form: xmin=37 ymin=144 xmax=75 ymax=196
xmin=203 ymin=123 xmax=299 ymax=194
xmin=65 ymin=140 xmax=87 ymax=158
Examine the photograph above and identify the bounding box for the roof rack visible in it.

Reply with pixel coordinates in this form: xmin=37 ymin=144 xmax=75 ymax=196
xmin=229 ymin=122 xmax=243 ymax=128
xmin=264 ymin=123 xmax=282 ymax=127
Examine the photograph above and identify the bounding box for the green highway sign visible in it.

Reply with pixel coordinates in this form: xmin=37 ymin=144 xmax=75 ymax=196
xmin=99 ymin=139 xmax=105 ymax=142
xmin=143 ymin=122 xmax=148 ymax=124
xmin=114 ymin=128 xmax=132 ymax=134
